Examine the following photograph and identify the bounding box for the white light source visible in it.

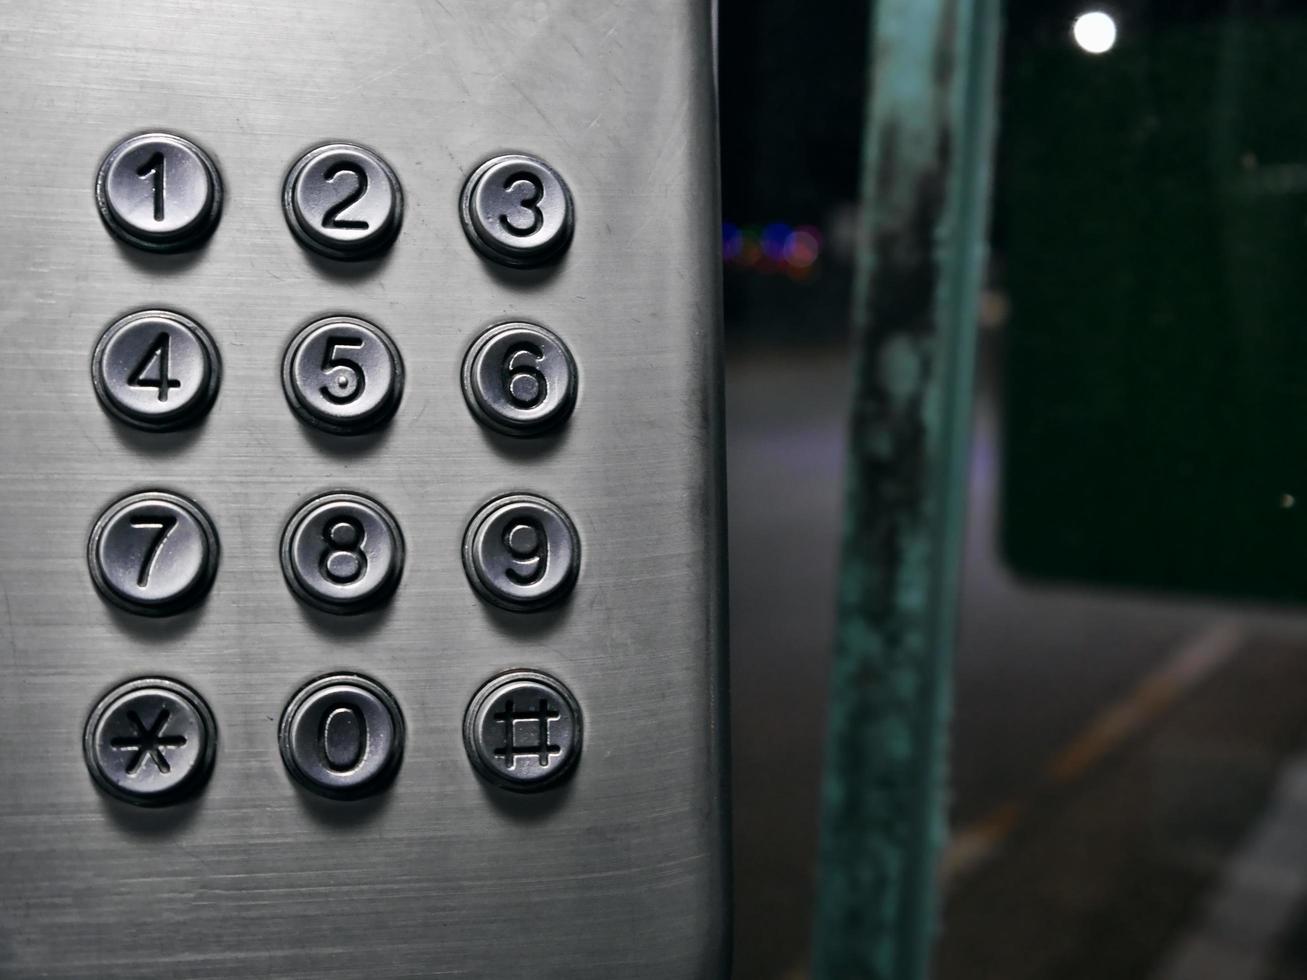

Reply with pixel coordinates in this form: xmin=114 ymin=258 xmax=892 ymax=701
xmin=1072 ymin=10 xmax=1117 ymax=54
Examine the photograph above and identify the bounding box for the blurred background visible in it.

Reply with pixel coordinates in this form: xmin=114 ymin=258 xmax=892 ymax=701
xmin=721 ymin=0 xmax=1307 ymax=977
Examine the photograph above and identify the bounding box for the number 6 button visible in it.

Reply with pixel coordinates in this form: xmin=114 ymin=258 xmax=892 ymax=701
xmin=282 ymin=142 xmax=403 ymax=260
xmin=282 ymin=315 xmax=404 ymax=434
xmin=462 ymin=321 xmax=576 ymax=435
xmin=281 ymin=492 xmax=404 ymax=614
xmin=88 ymin=491 xmax=219 ymax=616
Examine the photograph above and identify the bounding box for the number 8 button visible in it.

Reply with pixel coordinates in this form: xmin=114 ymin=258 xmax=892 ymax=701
xmin=281 ymin=492 xmax=404 ymax=614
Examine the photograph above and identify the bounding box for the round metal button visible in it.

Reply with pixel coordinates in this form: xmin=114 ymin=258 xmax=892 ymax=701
xmin=92 ymin=309 xmax=221 ymax=431
xmin=462 ymin=322 xmax=577 ymax=435
xmin=84 ymin=677 xmax=217 ymax=806
xmin=280 ymin=492 xmax=404 ymax=614
xmin=283 ymin=142 xmax=403 ymax=260
xmin=464 ymin=669 xmax=582 ymax=791
xmin=460 ymin=153 xmax=574 ymax=267
xmin=95 ymin=132 xmax=223 ymax=251
xmin=279 ymin=673 xmax=405 ymax=800
xmin=282 ymin=315 xmax=403 ymax=434
xmin=463 ymin=493 xmax=579 ymax=611
xmin=88 ymin=491 xmax=219 ymax=616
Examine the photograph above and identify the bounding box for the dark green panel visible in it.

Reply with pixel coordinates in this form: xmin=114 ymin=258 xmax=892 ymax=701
xmin=1003 ymin=10 xmax=1307 ymax=602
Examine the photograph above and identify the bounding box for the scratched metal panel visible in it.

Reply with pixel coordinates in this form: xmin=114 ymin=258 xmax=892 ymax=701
xmin=0 ymin=1 xmax=727 ymax=977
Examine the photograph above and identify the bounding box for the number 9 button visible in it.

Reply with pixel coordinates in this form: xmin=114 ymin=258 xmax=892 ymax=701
xmin=283 ymin=142 xmax=403 ymax=260
xmin=282 ymin=316 xmax=403 ymax=434
xmin=463 ymin=493 xmax=579 ymax=611
xmin=88 ymin=491 xmax=219 ymax=616
xmin=281 ymin=492 xmax=404 ymax=614
xmin=463 ymin=321 xmax=576 ymax=435
xmin=93 ymin=309 xmax=221 ymax=431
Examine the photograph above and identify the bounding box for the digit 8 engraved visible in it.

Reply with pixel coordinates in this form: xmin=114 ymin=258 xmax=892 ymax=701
xmin=321 ymin=517 xmax=367 ymax=584
xmin=503 ymin=342 xmax=547 ymax=408
xmin=503 ymin=518 xmax=545 ymax=585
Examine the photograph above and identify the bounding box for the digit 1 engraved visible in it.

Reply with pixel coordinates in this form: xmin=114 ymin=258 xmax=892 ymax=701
xmin=321 ymin=517 xmax=367 ymax=584
xmin=503 ymin=519 xmax=545 ymax=584
xmin=136 ymin=151 xmax=166 ymax=222
xmin=503 ymin=342 xmax=547 ymax=408
xmin=498 ymin=172 xmax=545 ymax=237
xmin=130 ymin=514 xmax=179 ymax=588
xmin=128 ymin=333 xmax=182 ymax=402
xmin=320 ymin=704 xmax=367 ymax=772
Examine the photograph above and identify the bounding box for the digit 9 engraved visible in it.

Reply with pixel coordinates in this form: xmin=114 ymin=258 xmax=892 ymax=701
xmin=503 ymin=518 xmax=545 ymax=585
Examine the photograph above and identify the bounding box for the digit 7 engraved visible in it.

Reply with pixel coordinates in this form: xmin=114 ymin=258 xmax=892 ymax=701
xmin=130 ymin=514 xmax=178 ymax=588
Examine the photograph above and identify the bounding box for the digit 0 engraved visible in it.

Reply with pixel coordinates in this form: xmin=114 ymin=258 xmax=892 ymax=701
xmin=322 ymin=162 xmax=370 ymax=229
xmin=320 ymin=704 xmax=367 ymax=772
xmin=498 ymin=172 xmax=545 ymax=237
xmin=129 ymin=514 xmax=178 ymax=588
xmin=128 ymin=333 xmax=182 ymax=402
xmin=502 ymin=342 xmax=547 ymax=408
xmin=321 ymin=517 xmax=367 ymax=584
xmin=136 ymin=150 xmax=166 ymax=222
xmin=503 ymin=518 xmax=546 ymax=585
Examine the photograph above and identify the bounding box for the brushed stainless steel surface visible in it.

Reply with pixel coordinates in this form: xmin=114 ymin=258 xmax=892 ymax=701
xmin=0 ymin=0 xmax=726 ymax=977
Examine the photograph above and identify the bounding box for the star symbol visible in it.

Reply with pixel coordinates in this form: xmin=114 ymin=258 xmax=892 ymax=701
xmin=109 ymin=709 xmax=187 ymax=775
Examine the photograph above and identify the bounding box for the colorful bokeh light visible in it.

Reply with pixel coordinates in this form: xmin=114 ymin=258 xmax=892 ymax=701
xmin=722 ymin=222 xmax=822 ymax=281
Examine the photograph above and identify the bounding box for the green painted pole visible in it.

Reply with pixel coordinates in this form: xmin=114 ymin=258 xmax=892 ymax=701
xmin=812 ymin=1 xmax=1001 ymax=977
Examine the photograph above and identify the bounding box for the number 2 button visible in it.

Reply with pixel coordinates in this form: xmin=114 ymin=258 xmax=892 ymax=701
xmin=282 ymin=142 xmax=403 ymax=260
xmin=93 ymin=310 xmax=221 ymax=431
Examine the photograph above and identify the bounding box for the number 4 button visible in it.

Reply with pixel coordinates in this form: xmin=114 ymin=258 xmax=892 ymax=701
xmin=92 ymin=310 xmax=221 ymax=431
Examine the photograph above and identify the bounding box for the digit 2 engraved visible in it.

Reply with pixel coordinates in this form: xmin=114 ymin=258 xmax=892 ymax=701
xmin=128 ymin=333 xmax=182 ymax=402
xmin=136 ymin=150 xmax=166 ymax=222
xmin=503 ymin=518 xmax=546 ymax=585
xmin=320 ymin=704 xmax=367 ymax=772
xmin=322 ymin=162 xmax=370 ymax=229
xmin=130 ymin=514 xmax=178 ymax=588
xmin=498 ymin=172 xmax=544 ymax=237
xmin=503 ymin=342 xmax=547 ymax=408
xmin=321 ymin=517 xmax=367 ymax=584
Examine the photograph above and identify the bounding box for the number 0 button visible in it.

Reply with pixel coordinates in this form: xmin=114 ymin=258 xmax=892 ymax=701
xmin=93 ymin=310 xmax=220 ymax=431
xmin=283 ymin=142 xmax=403 ymax=260
xmin=88 ymin=491 xmax=219 ymax=616
xmin=95 ymin=133 xmax=223 ymax=252
xmin=282 ymin=316 xmax=403 ymax=434
xmin=463 ymin=493 xmax=579 ymax=611
xmin=460 ymin=153 xmax=574 ymax=267
xmin=463 ymin=322 xmax=576 ymax=435
xmin=279 ymin=673 xmax=404 ymax=800
xmin=281 ymin=492 xmax=404 ymax=614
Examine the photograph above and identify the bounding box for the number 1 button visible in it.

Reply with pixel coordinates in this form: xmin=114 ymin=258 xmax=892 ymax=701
xmin=95 ymin=133 xmax=223 ymax=252
xmin=282 ymin=142 xmax=403 ymax=260
xmin=88 ymin=491 xmax=220 ymax=616
xmin=93 ymin=310 xmax=221 ymax=431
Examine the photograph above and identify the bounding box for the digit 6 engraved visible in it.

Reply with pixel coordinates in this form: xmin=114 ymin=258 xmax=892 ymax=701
xmin=498 ymin=171 xmax=545 ymax=237
xmin=502 ymin=342 xmax=547 ymax=408
xmin=321 ymin=517 xmax=367 ymax=584
xmin=503 ymin=518 xmax=546 ymax=585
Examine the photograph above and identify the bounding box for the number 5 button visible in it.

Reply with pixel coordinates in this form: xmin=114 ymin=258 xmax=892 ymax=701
xmin=89 ymin=491 xmax=219 ymax=616
xmin=93 ymin=310 xmax=221 ymax=431
xmin=282 ymin=142 xmax=403 ymax=260
xmin=283 ymin=316 xmax=403 ymax=434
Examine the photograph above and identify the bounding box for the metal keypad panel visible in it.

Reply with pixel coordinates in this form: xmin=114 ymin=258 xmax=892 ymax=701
xmin=0 ymin=2 xmax=724 ymax=978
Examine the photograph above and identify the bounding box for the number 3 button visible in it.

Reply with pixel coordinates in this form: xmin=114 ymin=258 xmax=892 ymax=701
xmin=283 ymin=142 xmax=403 ymax=260
xmin=93 ymin=310 xmax=221 ymax=431
xmin=282 ymin=316 xmax=404 ymax=434
xmin=281 ymin=492 xmax=404 ymax=614
xmin=89 ymin=491 xmax=220 ymax=616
